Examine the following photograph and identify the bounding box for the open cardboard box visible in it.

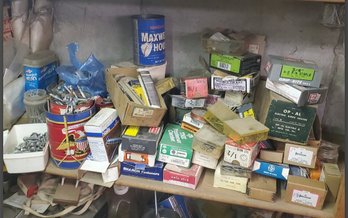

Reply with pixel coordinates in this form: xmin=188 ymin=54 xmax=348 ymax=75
xmin=106 ymin=67 xmax=167 ymax=127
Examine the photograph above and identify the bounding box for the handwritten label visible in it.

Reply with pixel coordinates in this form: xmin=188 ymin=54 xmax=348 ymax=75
xmin=291 ymin=190 xmax=318 ymax=207
xmin=224 ymin=144 xmax=252 ymax=168
xmin=280 ymin=65 xmax=315 ymax=81
xmin=185 ymin=78 xmax=208 ymax=99
xmin=288 ymin=147 xmax=313 ymax=166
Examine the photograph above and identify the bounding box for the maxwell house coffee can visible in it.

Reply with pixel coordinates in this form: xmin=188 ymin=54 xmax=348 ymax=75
xmin=133 ymin=14 xmax=165 ymax=66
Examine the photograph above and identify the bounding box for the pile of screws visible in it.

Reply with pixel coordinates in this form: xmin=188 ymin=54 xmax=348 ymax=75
xmin=14 ymin=132 xmax=48 ymax=153
xmin=48 ymin=82 xmax=92 ymax=114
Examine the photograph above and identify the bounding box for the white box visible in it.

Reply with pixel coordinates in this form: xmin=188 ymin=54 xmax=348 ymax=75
xmin=192 ymin=151 xmax=218 ymax=169
xmin=84 ymin=108 xmax=118 ymax=137
xmin=224 ymin=140 xmax=259 ymax=168
xmin=214 ymin=161 xmax=248 ymax=193
xmin=3 ymin=123 xmax=49 ymax=173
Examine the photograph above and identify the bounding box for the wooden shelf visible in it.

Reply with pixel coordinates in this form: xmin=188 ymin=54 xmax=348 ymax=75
xmin=116 ymin=169 xmax=337 ymax=218
xmin=302 ymin=0 xmax=345 ymax=3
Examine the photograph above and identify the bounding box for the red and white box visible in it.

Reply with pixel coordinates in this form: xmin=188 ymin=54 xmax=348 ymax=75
xmin=224 ymin=139 xmax=260 ymax=168
xmin=163 ymin=163 xmax=204 ymax=189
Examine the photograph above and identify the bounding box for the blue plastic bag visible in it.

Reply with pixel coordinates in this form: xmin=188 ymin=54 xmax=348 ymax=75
xmin=57 ymin=42 xmax=107 ymax=97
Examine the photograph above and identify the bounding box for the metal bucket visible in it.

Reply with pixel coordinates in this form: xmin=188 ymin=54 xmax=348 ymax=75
xmin=133 ymin=14 xmax=165 ymax=66
xmin=46 ymin=104 xmax=96 ymax=169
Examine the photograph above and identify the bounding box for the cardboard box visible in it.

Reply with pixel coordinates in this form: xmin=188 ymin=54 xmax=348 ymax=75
xmin=319 ymin=163 xmax=341 ymax=201
xmin=86 ymin=121 xmax=121 ymax=163
xmin=121 ymin=125 xmax=164 ymax=155
xmin=119 ymin=144 xmax=156 ymax=167
xmin=163 ymin=163 xmax=204 ymax=190
xmin=171 ymin=95 xmax=206 ymax=109
xmin=308 ymin=114 xmax=322 ymax=147
xmin=84 ymin=108 xmax=118 ymax=136
xmin=254 ymin=81 xmax=317 ymax=145
xmin=155 ymin=77 xmax=176 ymax=95
xmin=221 ymin=161 xmax=252 ymax=178
xmin=223 ymin=89 xmax=256 ymax=108
xmin=181 ymin=112 xmax=205 ymax=134
xmin=211 ymin=71 xmax=259 ymax=93
xmin=106 ymin=67 xmax=167 ymax=127
xmin=266 ymin=55 xmax=322 ymax=88
xmin=224 ymin=139 xmax=259 ymax=168
xmin=265 ymin=79 xmax=328 ymax=107
xmin=248 ymin=174 xmax=277 ymax=202
xmin=120 ymin=161 xmax=164 ymax=181
xmin=213 ymin=161 xmax=249 ymax=193
xmin=157 ymin=124 xmax=194 ymax=168
xmin=192 ymin=125 xmax=226 ymax=159
xmin=285 ymin=175 xmax=327 ymax=209
xmin=289 ymin=165 xmax=309 ymax=178
xmin=209 ymin=53 xmax=261 ymax=77
xmin=223 ymin=117 xmax=269 ymax=144
xmin=204 ymin=100 xmax=239 ymax=133
xmin=259 ymin=150 xmax=284 ymax=163
xmin=252 ymin=160 xmax=289 ymax=180
xmin=283 ymin=143 xmax=318 ymax=169
xmin=183 ymin=77 xmax=208 ymax=99
xmin=192 ymin=150 xmax=219 ymax=169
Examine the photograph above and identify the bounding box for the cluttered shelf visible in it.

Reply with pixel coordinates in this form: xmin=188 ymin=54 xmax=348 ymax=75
xmin=116 ymin=170 xmax=337 ymax=218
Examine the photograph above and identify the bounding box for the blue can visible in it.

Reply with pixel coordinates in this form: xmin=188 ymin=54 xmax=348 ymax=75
xmin=133 ymin=14 xmax=165 ymax=66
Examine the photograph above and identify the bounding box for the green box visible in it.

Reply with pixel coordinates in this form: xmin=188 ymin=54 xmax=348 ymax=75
xmin=157 ymin=123 xmax=194 ymax=168
xmin=209 ymin=53 xmax=261 ymax=76
xmin=265 ymin=100 xmax=316 ymax=145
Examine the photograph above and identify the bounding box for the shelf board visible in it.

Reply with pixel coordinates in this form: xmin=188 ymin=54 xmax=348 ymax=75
xmin=116 ymin=169 xmax=336 ymax=218
xmin=302 ymin=0 xmax=345 ymax=3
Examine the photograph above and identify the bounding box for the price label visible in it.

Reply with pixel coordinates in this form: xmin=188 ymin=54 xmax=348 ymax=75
xmin=280 ymin=65 xmax=315 ymax=81
xmin=217 ymin=62 xmax=231 ymax=71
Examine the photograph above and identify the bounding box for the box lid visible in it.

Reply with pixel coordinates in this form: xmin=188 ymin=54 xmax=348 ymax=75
xmin=194 ymin=125 xmax=226 ymax=147
xmin=225 ymin=117 xmax=269 ymax=136
xmin=206 ymin=100 xmax=239 ymax=121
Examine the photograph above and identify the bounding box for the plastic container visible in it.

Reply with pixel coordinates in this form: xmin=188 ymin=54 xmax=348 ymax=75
xmin=24 ymin=50 xmax=58 ymax=91
xmin=3 ymin=123 xmax=49 ymax=173
xmin=24 ymin=89 xmax=47 ymax=123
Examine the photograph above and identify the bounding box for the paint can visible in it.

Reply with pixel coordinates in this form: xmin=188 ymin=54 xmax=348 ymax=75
xmin=46 ymin=104 xmax=96 ymax=169
xmin=133 ymin=14 xmax=165 ymax=66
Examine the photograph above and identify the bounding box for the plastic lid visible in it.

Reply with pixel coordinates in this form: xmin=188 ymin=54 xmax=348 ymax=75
xmin=113 ymin=185 xmax=129 ymax=195
xmin=23 ymin=50 xmax=58 ymax=67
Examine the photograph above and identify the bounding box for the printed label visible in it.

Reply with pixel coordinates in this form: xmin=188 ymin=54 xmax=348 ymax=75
xmin=184 ymin=99 xmax=206 ymax=108
xmin=224 ymin=145 xmax=252 ymax=168
xmin=291 ymin=190 xmax=319 ymax=207
xmin=280 ymin=65 xmax=315 ymax=81
xmin=212 ymin=76 xmax=248 ymax=92
xmin=308 ymin=93 xmax=321 ymax=104
xmin=132 ymin=107 xmax=154 ymax=117
xmin=217 ymin=62 xmax=231 ymax=71
xmin=288 ymin=147 xmax=313 ymax=166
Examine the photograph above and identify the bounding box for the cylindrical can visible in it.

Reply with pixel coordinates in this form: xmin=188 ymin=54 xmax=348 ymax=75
xmin=49 ymin=100 xmax=94 ymax=115
xmin=46 ymin=104 xmax=96 ymax=169
xmin=133 ymin=14 xmax=165 ymax=66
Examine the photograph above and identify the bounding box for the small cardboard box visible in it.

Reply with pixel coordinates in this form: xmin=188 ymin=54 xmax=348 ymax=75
xmin=248 ymin=174 xmax=277 ymax=202
xmin=252 ymin=160 xmax=289 ymax=180
xmin=119 ymin=144 xmax=156 ymax=167
xmin=319 ymin=163 xmax=341 ymax=201
xmin=157 ymin=124 xmax=194 ymax=168
xmin=204 ymin=99 xmax=239 ymax=132
xmin=86 ymin=121 xmax=121 ymax=163
xmin=283 ymin=143 xmax=318 ymax=169
xmin=119 ymin=161 xmax=164 ymax=181
xmin=254 ymin=81 xmax=317 ymax=145
xmin=163 ymin=163 xmax=204 ymax=190
xmin=285 ymin=175 xmax=327 ymax=209
xmin=192 ymin=150 xmax=219 ymax=169
xmin=223 ymin=117 xmax=269 ymax=144
xmin=223 ymin=88 xmax=256 ymax=108
xmin=106 ymin=67 xmax=167 ymax=127
xmin=266 ymin=55 xmax=322 ymax=88
xmin=224 ymin=139 xmax=259 ymax=168
xmin=265 ymin=79 xmax=328 ymax=107
xmin=183 ymin=77 xmax=208 ymax=99
xmin=84 ymin=108 xmax=118 ymax=137
xmin=259 ymin=150 xmax=284 ymax=163
xmin=211 ymin=71 xmax=259 ymax=93
xmin=121 ymin=125 xmax=164 ymax=155
xmin=192 ymin=125 xmax=226 ymax=159
xmin=210 ymin=53 xmax=261 ymax=77
xmin=214 ymin=161 xmax=249 ymax=193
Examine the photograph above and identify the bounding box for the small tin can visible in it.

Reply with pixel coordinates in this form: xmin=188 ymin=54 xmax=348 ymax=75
xmin=133 ymin=14 xmax=165 ymax=66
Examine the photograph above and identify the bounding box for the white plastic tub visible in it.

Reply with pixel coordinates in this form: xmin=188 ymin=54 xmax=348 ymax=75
xmin=3 ymin=123 xmax=49 ymax=173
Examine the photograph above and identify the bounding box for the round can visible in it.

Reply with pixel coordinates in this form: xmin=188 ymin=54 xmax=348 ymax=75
xmin=46 ymin=104 xmax=96 ymax=169
xmin=133 ymin=14 xmax=165 ymax=66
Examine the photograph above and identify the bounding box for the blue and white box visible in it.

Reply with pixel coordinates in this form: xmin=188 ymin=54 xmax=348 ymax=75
xmin=252 ymin=159 xmax=289 ymax=180
xmin=120 ymin=161 xmax=164 ymax=181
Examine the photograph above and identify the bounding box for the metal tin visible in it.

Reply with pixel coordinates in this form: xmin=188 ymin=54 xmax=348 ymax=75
xmin=133 ymin=14 xmax=165 ymax=66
